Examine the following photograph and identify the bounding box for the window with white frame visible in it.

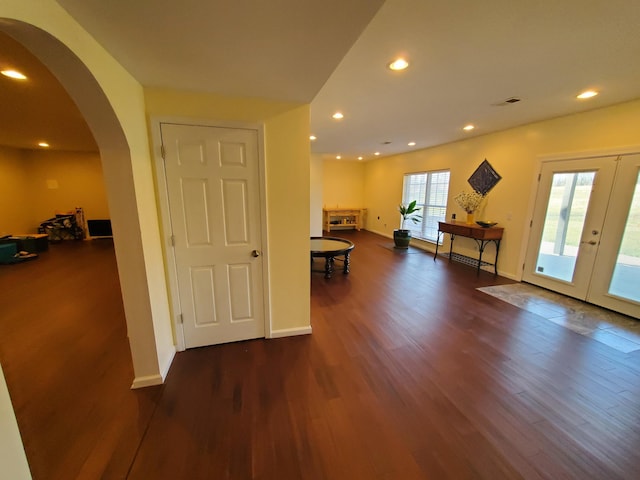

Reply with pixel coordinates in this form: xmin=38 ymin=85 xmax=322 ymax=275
xmin=402 ymin=170 xmax=451 ymax=242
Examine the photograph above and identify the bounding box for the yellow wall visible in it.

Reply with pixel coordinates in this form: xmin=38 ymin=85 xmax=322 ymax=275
xmin=0 ymin=364 xmax=31 ymax=480
xmin=0 ymin=148 xmax=109 ymax=234
xmin=144 ymin=88 xmax=311 ymax=333
xmin=323 ymin=159 xmax=365 ymax=208
xmin=365 ymin=98 xmax=640 ymax=279
xmin=23 ymin=150 xmax=109 ymax=228
xmin=310 ymin=154 xmax=324 ymax=236
xmin=264 ymin=106 xmax=311 ymax=331
xmin=0 ymin=146 xmax=32 ymax=235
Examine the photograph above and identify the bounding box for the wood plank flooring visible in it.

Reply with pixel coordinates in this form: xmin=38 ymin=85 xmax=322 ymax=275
xmin=2 ymin=230 xmax=640 ymax=479
xmin=0 ymin=240 xmax=160 ymax=480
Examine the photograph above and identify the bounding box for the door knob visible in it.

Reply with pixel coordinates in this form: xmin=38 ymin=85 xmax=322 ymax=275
xmin=251 ymin=250 xmax=261 ymax=257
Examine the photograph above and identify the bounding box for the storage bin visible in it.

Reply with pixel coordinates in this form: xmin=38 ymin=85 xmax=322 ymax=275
xmin=0 ymin=243 xmax=17 ymax=262
xmin=10 ymin=234 xmax=49 ymax=253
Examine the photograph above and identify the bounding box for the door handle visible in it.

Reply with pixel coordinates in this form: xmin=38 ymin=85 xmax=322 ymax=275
xmin=580 ymin=240 xmax=597 ymax=245
xmin=251 ymin=250 xmax=261 ymax=257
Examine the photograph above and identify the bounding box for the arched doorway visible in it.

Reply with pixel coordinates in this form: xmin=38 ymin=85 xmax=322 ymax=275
xmin=0 ymin=16 xmax=174 ymax=386
xmin=0 ymin=16 xmax=174 ymax=478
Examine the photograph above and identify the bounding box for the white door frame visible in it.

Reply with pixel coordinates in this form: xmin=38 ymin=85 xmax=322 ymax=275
xmin=522 ymin=156 xmax=617 ymax=297
xmin=151 ymin=117 xmax=272 ymax=351
xmin=520 ymin=145 xmax=640 ymax=281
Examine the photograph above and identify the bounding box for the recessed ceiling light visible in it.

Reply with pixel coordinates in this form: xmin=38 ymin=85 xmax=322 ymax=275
xmin=577 ymin=90 xmax=598 ymax=99
xmin=309 ymin=135 xmax=317 ymax=141
xmin=336 ymin=155 xmax=341 ymax=159
xmin=408 ymin=142 xmax=416 ymax=146
xmin=374 ymin=152 xmax=381 ymax=156
xmin=38 ymin=142 xmax=50 ymax=148
xmin=332 ymin=112 xmax=344 ymax=120
xmin=1 ymin=69 xmax=27 ymax=80
xmin=358 ymin=156 xmax=363 ymax=161
xmin=389 ymin=58 xmax=409 ymax=71
xmin=463 ymin=125 xmax=475 ymax=131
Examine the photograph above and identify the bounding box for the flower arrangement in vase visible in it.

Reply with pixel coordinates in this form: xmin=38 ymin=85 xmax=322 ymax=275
xmin=454 ymin=190 xmax=484 ymax=224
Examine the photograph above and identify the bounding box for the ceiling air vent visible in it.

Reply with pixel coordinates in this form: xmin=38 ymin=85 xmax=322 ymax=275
xmin=492 ymin=97 xmax=522 ymax=106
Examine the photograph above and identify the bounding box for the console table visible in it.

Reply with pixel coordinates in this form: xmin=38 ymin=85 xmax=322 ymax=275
xmin=323 ymin=208 xmax=366 ymax=232
xmin=434 ymin=221 xmax=504 ymax=275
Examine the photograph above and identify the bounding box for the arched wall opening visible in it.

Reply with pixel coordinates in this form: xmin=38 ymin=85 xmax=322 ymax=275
xmin=0 ymin=18 xmax=174 ymax=386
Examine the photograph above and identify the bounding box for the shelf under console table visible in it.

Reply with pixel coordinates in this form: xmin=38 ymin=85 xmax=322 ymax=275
xmin=434 ymin=221 xmax=504 ymax=275
xmin=323 ymin=208 xmax=367 ymax=232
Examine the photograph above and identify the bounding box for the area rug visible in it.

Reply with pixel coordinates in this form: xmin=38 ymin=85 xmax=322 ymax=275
xmin=478 ymin=283 xmax=640 ymax=353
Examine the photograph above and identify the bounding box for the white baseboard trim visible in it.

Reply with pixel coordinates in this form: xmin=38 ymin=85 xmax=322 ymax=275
xmin=367 ymin=228 xmax=391 ymax=239
xmin=131 ymin=374 xmax=164 ymax=389
xmin=498 ymin=271 xmax=519 ymax=281
xmin=159 ymin=348 xmax=176 ymax=381
xmin=269 ymin=326 xmax=312 ymax=339
xmin=130 ymin=347 xmax=176 ymax=389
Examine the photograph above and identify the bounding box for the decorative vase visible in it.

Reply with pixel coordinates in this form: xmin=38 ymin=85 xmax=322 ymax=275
xmin=466 ymin=212 xmax=475 ymax=225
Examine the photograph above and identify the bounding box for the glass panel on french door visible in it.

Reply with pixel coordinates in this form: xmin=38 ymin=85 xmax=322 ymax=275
xmin=608 ymin=170 xmax=640 ymax=303
xmin=535 ymin=171 xmax=596 ymax=282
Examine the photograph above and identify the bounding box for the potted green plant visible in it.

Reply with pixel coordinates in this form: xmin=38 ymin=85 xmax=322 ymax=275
xmin=394 ymin=200 xmax=422 ymax=248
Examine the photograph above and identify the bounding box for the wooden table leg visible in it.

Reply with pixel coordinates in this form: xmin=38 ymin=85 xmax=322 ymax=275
xmin=343 ymin=252 xmax=351 ymax=274
xmin=324 ymin=257 xmax=333 ymax=278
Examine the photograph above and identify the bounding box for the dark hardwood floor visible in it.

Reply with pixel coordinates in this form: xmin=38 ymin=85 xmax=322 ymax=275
xmin=2 ymin=230 xmax=640 ymax=479
xmin=0 ymin=240 xmax=160 ymax=480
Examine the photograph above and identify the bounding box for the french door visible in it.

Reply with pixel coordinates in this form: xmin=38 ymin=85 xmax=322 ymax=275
xmin=523 ymin=154 xmax=640 ymax=318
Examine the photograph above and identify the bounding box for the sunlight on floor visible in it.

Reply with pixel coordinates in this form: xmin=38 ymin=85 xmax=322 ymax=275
xmin=478 ymin=283 xmax=640 ymax=353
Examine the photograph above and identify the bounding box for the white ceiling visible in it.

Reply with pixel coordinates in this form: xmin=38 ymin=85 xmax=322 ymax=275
xmin=2 ymin=0 xmax=640 ymax=158
xmin=54 ymin=0 xmax=385 ymax=103
xmin=0 ymin=31 xmax=97 ymax=151
xmin=311 ymin=0 xmax=640 ymax=160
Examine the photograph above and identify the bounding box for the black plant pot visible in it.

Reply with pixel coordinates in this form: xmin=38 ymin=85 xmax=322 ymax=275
xmin=393 ymin=229 xmax=411 ymax=249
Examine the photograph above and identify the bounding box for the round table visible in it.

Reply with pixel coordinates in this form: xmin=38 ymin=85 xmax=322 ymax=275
xmin=310 ymin=237 xmax=355 ymax=279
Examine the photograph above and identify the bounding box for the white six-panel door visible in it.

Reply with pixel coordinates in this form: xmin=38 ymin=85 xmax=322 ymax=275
xmin=160 ymin=123 xmax=265 ymax=348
